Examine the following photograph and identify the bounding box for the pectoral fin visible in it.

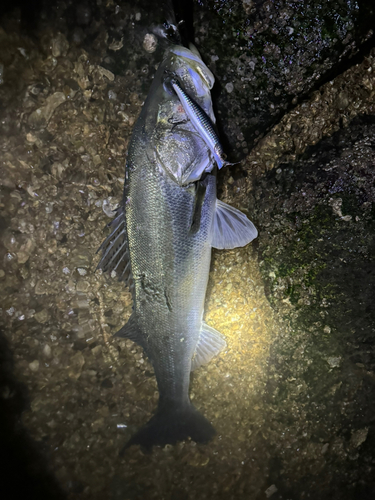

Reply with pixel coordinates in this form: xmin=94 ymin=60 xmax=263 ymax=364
xmin=189 ymin=181 xmax=206 ymax=234
xmin=191 ymin=322 xmax=226 ymax=371
xmin=212 ymin=199 xmax=258 ymax=250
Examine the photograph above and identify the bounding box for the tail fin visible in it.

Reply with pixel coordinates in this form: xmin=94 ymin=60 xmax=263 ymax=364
xmin=120 ymin=402 xmax=215 ymax=454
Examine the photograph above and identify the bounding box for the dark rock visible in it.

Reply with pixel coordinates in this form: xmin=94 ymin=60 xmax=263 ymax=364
xmin=253 ymin=114 xmax=375 ymax=497
xmin=193 ymin=0 xmax=375 ymax=159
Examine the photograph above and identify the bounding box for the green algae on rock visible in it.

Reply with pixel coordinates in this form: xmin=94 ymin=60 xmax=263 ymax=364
xmin=251 ymin=114 xmax=375 ymax=498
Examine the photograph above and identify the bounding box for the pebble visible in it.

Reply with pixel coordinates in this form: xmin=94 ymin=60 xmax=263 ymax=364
xmin=102 ymin=198 xmax=117 ymax=217
xmin=29 ymin=360 xmax=40 ymax=372
xmin=91 ymin=345 xmax=102 ymax=356
xmin=76 ymin=280 xmax=89 ymax=292
xmin=265 ymin=484 xmax=278 ymax=498
xmin=43 ymin=344 xmax=52 ymax=358
xmin=321 ymin=443 xmax=329 ymax=454
xmin=35 ymin=280 xmax=49 ymax=295
xmin=143 ymin=33 xmax=157 ymax=53
xmin=350 ymin=428 xmax=368 ymax=448
xmin=31 ymin=394 xmax=45 ymax=412
xmin=71 ymin=248 xmax=91 ymax=268
xmin=97 ymin=66 xmax=115 ymax=82
xmin=225 ymin=82 xmax=234 ymax=93
xmin=35 ymin=309 xmax=49 ymax=324
xmin=327 ymin=356 xmax=342 ymax=368
xmin=17 ymin=237 xmax=35 ymax=264
xmin=68 ymin=351 xmax=85 ymax=379
xmin=51 ymin=33 xmax=69 ymax=57
xmin=28 ymin=92 xmax=66 ymax=127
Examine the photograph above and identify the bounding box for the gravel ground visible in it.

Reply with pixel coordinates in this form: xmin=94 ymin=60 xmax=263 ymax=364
xmin=1 ymin=4 xmax=375 ymax=500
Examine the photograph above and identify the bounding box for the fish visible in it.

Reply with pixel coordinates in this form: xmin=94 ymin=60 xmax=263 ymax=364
xmin=167 ymin=75 xmax=235 ymax=170
xmin=97 ymin=44 xmax=258 ymax=451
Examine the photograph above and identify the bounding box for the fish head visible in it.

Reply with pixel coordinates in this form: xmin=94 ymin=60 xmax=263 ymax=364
xmin=140 ymin=44 xmax=215 ymax=128
xmin=137 ymin=45 xmax=216 ymax=186
xmin=169 ymin=45 xmax=215 ymax=99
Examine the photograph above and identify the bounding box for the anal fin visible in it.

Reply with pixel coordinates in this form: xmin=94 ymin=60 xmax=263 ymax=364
xmin=191 ymin=322 xmax=226 ymax=371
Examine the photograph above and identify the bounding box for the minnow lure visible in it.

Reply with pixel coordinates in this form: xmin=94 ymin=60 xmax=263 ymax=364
xmin=169 ymin=76 xmax=236 ymax=170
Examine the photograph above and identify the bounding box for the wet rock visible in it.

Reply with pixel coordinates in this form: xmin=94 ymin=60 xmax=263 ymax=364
xmin=335 ymin=91 xmax=350 ymax=111
xmin=108 ymin=38 xmax=124 ymax=52
xmin=102 ymin=197 xmax=118 ymax=217
xmin=2 ymin=231 xmax=19 ymax=253
xmin=65 ymin=279 xmax=76 ymax=294
xmin=225 ymin=82 xmax=234 ymax=94
xmin=76 ymin=280 xmax=89 ymax=292
xmin=321 ymin=443 xmax=329 ymax=454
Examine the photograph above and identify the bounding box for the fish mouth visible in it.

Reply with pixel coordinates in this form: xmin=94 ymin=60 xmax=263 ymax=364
xmin=162 ymin=69 xmax=179 ymax=95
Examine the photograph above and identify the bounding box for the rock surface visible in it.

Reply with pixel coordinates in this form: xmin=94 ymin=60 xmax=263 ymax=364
xmin=193 ymin=0 xmax=375 ymax=159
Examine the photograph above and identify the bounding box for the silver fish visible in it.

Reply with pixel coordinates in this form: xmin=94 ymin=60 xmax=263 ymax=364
xmin=97 ymin=44 xmax=257 ymax=450
xmin=168 ymin=75 xmax=234 ymax=170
